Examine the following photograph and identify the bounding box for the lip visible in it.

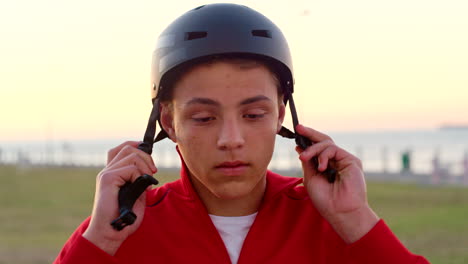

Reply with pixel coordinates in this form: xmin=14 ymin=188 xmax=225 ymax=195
xmin=215 ymin=161 xmax=249 ymax=176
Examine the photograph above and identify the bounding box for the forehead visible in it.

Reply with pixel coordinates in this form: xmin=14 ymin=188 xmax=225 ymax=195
xmin=172 ymin=61 xmax=279 ymax=104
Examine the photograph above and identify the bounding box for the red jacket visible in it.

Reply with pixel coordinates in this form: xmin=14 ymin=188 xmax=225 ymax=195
xmin=55 ymin=166 xmax=430 ymax=264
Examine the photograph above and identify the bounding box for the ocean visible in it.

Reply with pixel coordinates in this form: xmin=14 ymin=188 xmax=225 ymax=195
xmin=1 ymin=129 xmax=467 ymax=175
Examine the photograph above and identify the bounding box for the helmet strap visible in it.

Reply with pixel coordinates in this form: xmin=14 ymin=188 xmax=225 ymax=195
xmin=276 ymin=92 xmax=311 ymax=149
xmin=287 ymin=93 xmax=301 ymax=130
xmin=278 ymin=126 xmax=295 ymax=139
xmin=138 ymin=98 xmax=168 ymax=155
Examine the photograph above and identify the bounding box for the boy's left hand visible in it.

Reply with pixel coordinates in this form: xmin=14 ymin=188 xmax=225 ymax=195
xmin=295 ymin=124 xmax=379 ymax=244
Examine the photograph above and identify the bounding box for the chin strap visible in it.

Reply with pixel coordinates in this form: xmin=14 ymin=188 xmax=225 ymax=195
xmin=277 ymin=91 xmax=300 ymax=140
xmin=138 ymin=98 xmax=168 ymax=155
xmin=282 ymin=92 xmax=338 ymax=183
xmin=278 ymin=126 xmax=296 ymax=139
xmin=112 ymin=98 xmax=166 ymax=231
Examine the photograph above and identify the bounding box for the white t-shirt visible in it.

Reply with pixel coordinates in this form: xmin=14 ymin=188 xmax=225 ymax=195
xmin=209 ymin=212 xmax=258 ymax=264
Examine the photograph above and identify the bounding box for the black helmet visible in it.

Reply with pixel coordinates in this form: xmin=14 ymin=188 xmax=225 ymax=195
xmin=139 ymin=3 xmax=300 ymax=154
xmin=151 ymin=3 xmax=294 ymax=101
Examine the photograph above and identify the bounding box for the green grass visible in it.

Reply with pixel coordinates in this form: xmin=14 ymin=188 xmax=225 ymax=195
xmin=0 ymin=165 xmax=467 ymax=263
xmin=0 ymin=165 xmax=178 ymax=264
xmin=367 ymin=182 xmax=468 ymax=264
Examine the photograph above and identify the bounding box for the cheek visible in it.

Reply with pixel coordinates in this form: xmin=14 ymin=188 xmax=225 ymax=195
xmin=250 ymin=115 xmax=280 ymax=141
xmin=174 ymin=121 xmax=214 ymax=165
xmin=174 ymin=119 xmax=208 ymax=145
xmin=258 ymin=130 xmax=276 ymax=155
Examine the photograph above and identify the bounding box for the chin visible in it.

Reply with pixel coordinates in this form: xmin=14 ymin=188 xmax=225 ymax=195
xmin=213 ymin=184 xmax=253 ymax=200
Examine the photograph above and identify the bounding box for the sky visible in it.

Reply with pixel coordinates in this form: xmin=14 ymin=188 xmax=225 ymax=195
xmin=1 ymin=0 xmax=467 ymax=141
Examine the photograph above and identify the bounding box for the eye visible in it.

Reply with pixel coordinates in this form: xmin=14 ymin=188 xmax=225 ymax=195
xmin=243 ymin=113 xmax=265 ymax=120
xmin=192 ymin=116 xmax=215 ymax=123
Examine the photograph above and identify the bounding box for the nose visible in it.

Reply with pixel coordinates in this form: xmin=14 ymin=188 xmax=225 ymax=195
xmin=217 ymin=118 xmax=245 ymax=150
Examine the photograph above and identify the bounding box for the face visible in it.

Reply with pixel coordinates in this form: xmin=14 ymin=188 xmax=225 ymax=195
xmin=161 ymin=62 xmax=285 ymax=200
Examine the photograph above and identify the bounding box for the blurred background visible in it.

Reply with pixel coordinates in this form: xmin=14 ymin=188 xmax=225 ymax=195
xmin=0 ymin=0 xmax=467 ymax=263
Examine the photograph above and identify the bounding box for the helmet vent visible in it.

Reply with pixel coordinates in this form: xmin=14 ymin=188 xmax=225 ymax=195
xmin=252 ymin=30 xmax=271 ymax=38
xmin=185 ymin=31 xmax=208 ymax=41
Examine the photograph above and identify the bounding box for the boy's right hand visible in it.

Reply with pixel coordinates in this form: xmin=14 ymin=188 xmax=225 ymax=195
xmin=82 ymin=141 xmax=157 ymax=256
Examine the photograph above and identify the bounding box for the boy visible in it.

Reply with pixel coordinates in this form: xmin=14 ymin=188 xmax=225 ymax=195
xmin=55 ymin=4 xmax=429 ymax=263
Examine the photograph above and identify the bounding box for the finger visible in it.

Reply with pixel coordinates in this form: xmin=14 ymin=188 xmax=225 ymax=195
xmin=333 ymin=148 xmax=364 ymax=170
xmin=298 ymin=153 xmax=322 ymax=181
xmin=107 ymin=141 xmax=141 ymax=164
xmin=317 ymin=145 xmax=340 ymax=172
xmin=298 ymin=154 xmax=317 ymax=174
xmin=299 ymin=139 xmax=334 ymax=162
xmin=317 ymin=146 xmax=363 ymax=174
xmin=99 ymin=164 xmax=146 ymax=188
xmin=295 ymin=124 xmax=333 ymax=144
xmin=295 ymin=146 xmax=303 ymax=154
xmin=108 ymin=144 xmax=157 ymax=173
xmin=107 ymin=152 xmax=155 ymax=176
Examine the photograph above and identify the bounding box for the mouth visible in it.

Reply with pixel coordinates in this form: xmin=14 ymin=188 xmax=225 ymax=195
xmin=215 ymin=161 xmax=249 ymax=176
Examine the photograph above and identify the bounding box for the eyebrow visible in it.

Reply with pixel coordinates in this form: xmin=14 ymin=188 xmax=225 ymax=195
xmin=185 ymin=95 xmax=271 ymax=107
xmin=240 ymin=95 xmax=271 ymax=105
xmin=185 ymin=97 xmax=221 ymax=107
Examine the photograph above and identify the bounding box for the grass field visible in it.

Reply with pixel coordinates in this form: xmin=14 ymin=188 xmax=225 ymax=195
xmin=0 ymin=165 xmax=467 ymax=263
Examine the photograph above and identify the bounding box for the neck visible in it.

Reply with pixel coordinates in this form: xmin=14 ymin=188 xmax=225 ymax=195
xmin=190 ymin=174 xmax=267 ymax=217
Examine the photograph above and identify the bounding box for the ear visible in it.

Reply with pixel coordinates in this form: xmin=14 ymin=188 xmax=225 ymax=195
xmin=276 ymin=100 xmax=286 ymax=133
xmin=160 ymin=103 xmax=177 ymax=143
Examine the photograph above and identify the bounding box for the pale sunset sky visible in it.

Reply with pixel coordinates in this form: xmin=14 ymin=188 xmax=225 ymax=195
xmin=1 ymin=0 xmax=467 ymax=141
